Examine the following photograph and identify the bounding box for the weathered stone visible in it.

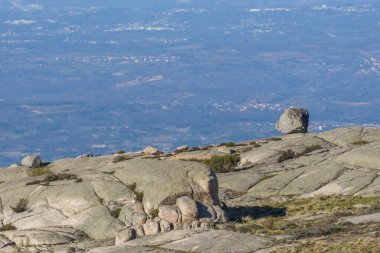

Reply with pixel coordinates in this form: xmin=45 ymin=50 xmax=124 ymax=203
xmin=276 ymin=107 xmax=309 ymax=134
xmin=200 ymin=222 xmax=211 ymax=231
xmin=173 ymin=223 xmax=183 ymax=230
xmin=135 ymin=226 xmax=145 ymax=237
xmin=143 ymin=146 xmax=159 ymax=155
xmin=176 ymin=145 xmax=189 ymax=152
xmin=143 ymin=220 xmax=160 ymax=235
xmin=160 ymin=220 xmax=171 ymax=232
xmin=115 ymin=228 xmax=136 ymax=245
xmin=158 ymin=205 xmax=180 ymax=224
xmin=183 ymin=223 xmax=191 ymax=230
xmin=76 ymin=153 xmax=93 ymax=158
xmin=192 ymin=221 xmax=201 ymax=230
xmin=21 ymin=155 xmax=42 ymax=167
xmin=176 ymin=196 xmax=198 ymax=222
xmin=217 ymin=146 xmax=231 ymax=154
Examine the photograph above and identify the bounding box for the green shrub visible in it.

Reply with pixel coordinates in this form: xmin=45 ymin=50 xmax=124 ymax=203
xmin=267 ymin=137 xmax=282 ymax=141
xmin=352 ymin=140 xmax=370 ymax=145
xmin=135 ymin=191 xmax=144 ymax=202
xmin=26 ymin=173 xmax=79 ymax=185
xmin=206 ymin=154 xmax=240 ymax=173
xmin=127 ymin=182 xmax=137 ymax=191
xmin=277 ymin=150 xmax=296 ymax=163
xmin=11 ymin=198 xmax=29 ymax=213
xmin=249 ymin=141 xmax=261 ymax=147
xmin=112 ymin=155 xmax=132 ymax=163
xmin=0 ymin=224 xmax=17 ymax=231
xmin=218 ymin=142 xmax=236 ymax=147
xmin=149 ymin=208 xmax=159 ymax=218
xmin=110 ymin=208 xmax=121 ymax=218
xmin=28 ymin=166 xmax=52 ymax=177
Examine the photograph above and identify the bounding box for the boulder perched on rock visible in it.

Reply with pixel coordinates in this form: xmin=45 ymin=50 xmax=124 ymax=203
xmin=115 ymin=228 xmax=136 ymax=245
xmin=276 ymin=107 xmax=309 ymax=134
xmin=143 ymin=146 xmax=159 ymax=155
xmin=21 ymin=155 xmax=42 ymax=167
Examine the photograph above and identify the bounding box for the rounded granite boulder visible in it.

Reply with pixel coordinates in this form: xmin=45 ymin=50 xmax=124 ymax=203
xmin=276 ymin=107 xmax=309 ymax=134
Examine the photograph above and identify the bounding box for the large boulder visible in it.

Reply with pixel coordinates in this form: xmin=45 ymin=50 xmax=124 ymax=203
xmin=276 ymin=107 xmax=309 ymax=134
xmin=143 ymin=146 xmax=159 ymax=155
xmin=21 ymin=155 xmax=42 ymax=167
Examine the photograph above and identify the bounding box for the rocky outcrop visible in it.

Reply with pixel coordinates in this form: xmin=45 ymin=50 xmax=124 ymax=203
xmin=1 ymin=126 xmax=380 ymax=252
xmin=21 ymin=155 xmax=42 ymax=167
xmin=276 ymin=107 xmax=309 ymax=134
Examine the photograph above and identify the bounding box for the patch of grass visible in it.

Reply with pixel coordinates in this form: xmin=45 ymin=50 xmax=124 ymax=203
xmin=26 ymin=173 xmax=79 ymax=185
xmin=249 ymin=141 xmax=261 ymax=147
xmin=28 ymin=166 xmax=52 ymax=177
xmin=277 ymin=150 xmax=296 ymax=163
xmin=76 ymin=178 xmax=83 ymax=183
xmin=206 ymin=154 xmax=241 ymax=173
xmin=11 ymin=198 xmax=29 ymax=213
xmin=218 ymin=142 xmax=236 ymax=147
xmin=103 ymin=170 xmax=115 ymax=174
xmin=352 ymin=140 xmax=370 ymax=145
xmin=277 ymin=145 xmax=323 ymax=163
xmin=149 ymin=208 xmax=159 ymax=218
xmin=271 ymin=238 xmax=380 ymax=253
xmin=127 ymin=182 xmax=137 ymax=191
xmin=112 ymin=155 xmax=132 ymax=163
xmin=135 ymin=191 xmax=144 ymax=202
xmin=110 ymin=208 xmax=121 ymax=218
xmin=267 ymin=137 xmax=282 ymax=141
xmin=113 ymin=150 xmax=126 ymax=154
xmin=0 ymin=224 xmax=17 ymax=231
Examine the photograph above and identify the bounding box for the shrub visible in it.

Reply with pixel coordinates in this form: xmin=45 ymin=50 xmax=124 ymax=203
xmin=0 ymin=224 xmax=17 ymax=231
xmin=112 ymin=155 xmax=132 ymax=163
xmin=259 ymin=216 xmax=275 ymax=229
xmin=277 ymin=150 xmax=296 ymax=163
xmin=110 ymin=208 xmax=121 ymax=218
xmin=249 ymin=141 xmax=261 ymax=147
xmin=11 ymin=198 xmax=29 ymax=213
xmin=25 ymin=173 xmax=79 ymax=185
xmin=218 ymin=142 xmax=236 ymax=147
xmin=28 ymin=166 xmax=52 ymax=177
xmin=149 ymin=208 xmax=159 ymax=218
xmin=127 ymin=182 xmax=137 ymax=191
xmin=267 ymin=137 xmax=282 ymax=141
xmin=135 ymin=191 xmax=144 ymax=202
xmin=206 ymin=154 xmax=240 ymax=173
xmin=352 ymin=140 xmax=370 ymax=145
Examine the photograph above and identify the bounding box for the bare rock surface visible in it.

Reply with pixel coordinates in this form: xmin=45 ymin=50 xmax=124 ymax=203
xmin=1 ymin=126 xmax=380 ymax=252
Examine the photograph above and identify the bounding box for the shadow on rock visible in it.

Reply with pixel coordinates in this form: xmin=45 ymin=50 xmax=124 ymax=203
xmin=225 ymin=205 xmax=286 ymax=221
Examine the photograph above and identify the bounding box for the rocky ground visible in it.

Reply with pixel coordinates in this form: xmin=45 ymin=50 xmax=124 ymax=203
xmin=0 ymin=126 xmax=380 ymax=252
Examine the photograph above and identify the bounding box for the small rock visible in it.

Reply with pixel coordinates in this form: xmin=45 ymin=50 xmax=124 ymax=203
xmin=160 ymin=220 xmax=171 ymax=232
xmin=183 ymin=223 xmax=191 ymax=230
xmin=143 ymin=146 xmax=159 ymax=155
xmin=135 ymin=226 xmax=145 ymax=237
xmin=8 ymin=164 xmax=17 ymax=168
xmin=143 ymin=220 xmax=160 ymax=235
xmin=217 ymin=146 xmax=231 ymax=154
xmin=115 ymin=228 xmax=136 ymax=245
xmin=173 ymin=223 xmax=183 ymax=230
xmin=276 ymin=107 xmax=309 ymax=134
xmin=76 ymin=153 xmax=93 ymax=159
xmin=176 ymin=145 xmax=189 ymax=152
xmin=201 ymin=222 xmax=211 ymax=231
xmin=158 ymin=205 xmax=181 ymax=224
xmin=176 ymin=196 xmax=198 ymax=222
xmin=21 ymin=155 xmax=42 ymax=167
xmin=192 ymin=221 xmax=201 ymax=230
xmin=154 ymin=217 xmax=161 ymax=223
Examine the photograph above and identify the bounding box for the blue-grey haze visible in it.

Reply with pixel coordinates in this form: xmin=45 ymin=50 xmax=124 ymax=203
xmin=0 ymin=0 xmax=379 ymax=166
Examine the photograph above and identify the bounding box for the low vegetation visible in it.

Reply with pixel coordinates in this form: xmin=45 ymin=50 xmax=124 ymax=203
xmin=278 ymin=145 xmax=323 ymax=163
xmin=352 ymin=140 xmax=370 ymax=145
xmin=110 ymin=208 xmax=121 ymax=218
xmin=267 ymin=137 xmax=282 ymax=141
xmin=112 ymin=155 xmax=132 ymax=163
xmin=11 ymin=198 xmax=29 ymax=213
xmin=135 ymin=191 xmax=144 ymax=202
xmin=28 ymin=166 xmax=52 ymax=177
xmin=149 ymin=208 xmax=159 ymax=218
xmin=0 ymin=224 xmax=17 ymax=231
xmin=127 ymin=182 xmax=137 ymax=191
xmin=206 ymin=154 xmax=241 ymax=173
xmin=249 ymin=141 xmax=261 ymax=147
xmin=26 ymin=173 xmax=80 ymax=185
xmin=218 ymin=142 xmax=236 ymax=147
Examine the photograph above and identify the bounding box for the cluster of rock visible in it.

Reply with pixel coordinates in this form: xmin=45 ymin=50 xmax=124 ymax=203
xmin=1 ymin=107 xmax=380 ymax=252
